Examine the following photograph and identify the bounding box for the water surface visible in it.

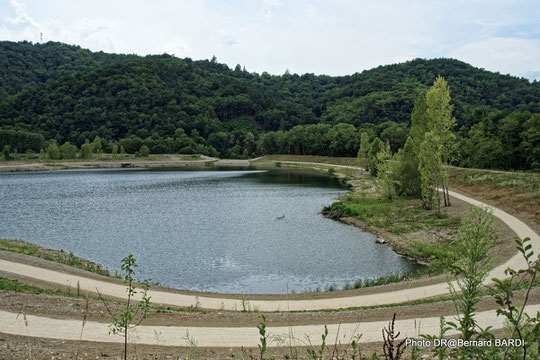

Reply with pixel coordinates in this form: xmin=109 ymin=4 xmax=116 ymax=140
xmin=0 ymin=168 xmax=417 ymax=294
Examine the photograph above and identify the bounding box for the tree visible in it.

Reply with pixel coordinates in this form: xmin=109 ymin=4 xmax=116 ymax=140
xmin=111 ymin=144 xmax=118 ymax=159
xmin=447 ymin=206 xmax=497 ymax=355
xmin=368 ymin=137 xmax=382 ymax=176
xmin=409 ymin=92 xmax=429 ymax=153
xmin=46 ymin=142 xmax=61 ymax=160
xmin=392 ymin=136 xmax=421 ymax=197
xmin=136 ymin=144 xmax=150 ymax=157
xmin=2 ymin=145 xmax=10 ymax=161
xmin=60 ymin=142 xmax=78 ymax=159
xmin=80 ymin=140 xmax=92 ymax=159
xmin=425 ymin=76 xmax=456 ymax=207
xmin=357 ymin=132 xmax=370 ymax=171
xmin=97 ymin=255 xmax=151 ymax=360
xmin=92 ymin=136 xmax=103 ymax=155
xmin=418 ymin=131 xmax=443 ymax=213
xmin=375 ymin=141 xmax=398 ymax=200
xmin=521 ymin=114 xmax=540 ymax=171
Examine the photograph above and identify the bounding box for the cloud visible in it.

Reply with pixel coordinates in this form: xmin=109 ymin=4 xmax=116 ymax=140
xmin=162 ymin=37 xmax=191 ymax=57
xmin=303 ymin=4 xmax=317 ymax=18
xmin=449 ymin=37 xmax=540 ymax=80
xmin=1 ymin=0 xmax=539 ymax=80
xmin=1 ymin=0 xmax=125 ymax=52
xmin=261 ymin=0 xmax=284 ymax=20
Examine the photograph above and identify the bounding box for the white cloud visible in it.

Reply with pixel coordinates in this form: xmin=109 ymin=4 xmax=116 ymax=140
xmin=261 ymin=0 xmax=284 ymax=20
xmin=162 ymin=37 xmax=191 ymax=57
xmin=303 ymin=3 xmax=317 ymax=18
xmin=449 ymin=37 xmax=540 ymax=80
xmin=1 ymin=0 xmax=539 ymax=80
xmin=1 ymin=0 xmax=125 ymax=52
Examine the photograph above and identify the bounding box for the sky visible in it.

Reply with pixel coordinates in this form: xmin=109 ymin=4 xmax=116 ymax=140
xmin=1 ymin=0 xmax=539 ymax=81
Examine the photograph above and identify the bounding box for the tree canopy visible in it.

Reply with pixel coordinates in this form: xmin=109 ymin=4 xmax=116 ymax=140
xmin=0 ymin=41 xmax=538 ymax=169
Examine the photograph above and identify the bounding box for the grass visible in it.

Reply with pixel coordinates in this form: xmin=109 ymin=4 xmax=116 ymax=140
xmin=0 ymin=277 xmax=68 ymax=296
xmin=0 ymin=238 xmax=111 ymax=277
xmin=448 ymin=167 xmax=540 ymax=223
xmin=252 ymin=154 xmax=359 ymax=166
xmin=323 ymin=194 xmax=461 ymax=265
xmin=325 ymin=195 xmax=460 ymax=235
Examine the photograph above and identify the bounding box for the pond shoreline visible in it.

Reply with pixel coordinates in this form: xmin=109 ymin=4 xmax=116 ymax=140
xmin=1 ymin=165 xmax=416 ymax=294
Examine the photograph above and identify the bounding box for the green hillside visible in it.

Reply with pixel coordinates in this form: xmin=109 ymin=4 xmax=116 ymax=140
xmin=0 ymin=41 xmax=538 ymax=169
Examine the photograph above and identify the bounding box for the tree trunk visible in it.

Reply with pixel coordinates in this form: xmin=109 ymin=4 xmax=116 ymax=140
xmin=124 ymin=326 xmax=128 ymax=360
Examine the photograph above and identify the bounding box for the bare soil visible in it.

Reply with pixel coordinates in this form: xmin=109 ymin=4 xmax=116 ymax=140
xmin=0 ymin=156 xmax=218 ymax=172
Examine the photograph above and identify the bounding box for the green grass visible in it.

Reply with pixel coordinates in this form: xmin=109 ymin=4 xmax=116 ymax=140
xmin=0 ymin=239 xmax=111 ymax=277
xmin=0 ymin=277 xmax=65 ymax=296
xmin=323 ymin=194 xmax=461 ymax=266
xmin=449 ymin=167 xmax=540 ymax=193
xmin=252 ymin=154 xmax=359 ymax=166
xmin=327 ymin=195 xmax=460 ymax=235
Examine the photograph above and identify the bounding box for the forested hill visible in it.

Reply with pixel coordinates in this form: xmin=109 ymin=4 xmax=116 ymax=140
xmin=0 ymin=41 xmax=139 ymax=100
xmin=0 ymin=41 xmax=539 ymax=169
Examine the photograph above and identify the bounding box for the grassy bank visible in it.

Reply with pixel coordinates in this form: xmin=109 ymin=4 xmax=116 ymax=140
xmin=448 ymin=167 xmax=540 ymax=223
xmin=322 ymin=186 xmax=461 ymax=268
xmin=251 ymin=154 xmax=359 ymax=166
xmin=0 ymin=239 xmax=111 ymax=277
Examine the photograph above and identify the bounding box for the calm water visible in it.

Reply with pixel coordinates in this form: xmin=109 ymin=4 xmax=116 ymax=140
xmin=0 ymin=168 xmax=417 ymax=294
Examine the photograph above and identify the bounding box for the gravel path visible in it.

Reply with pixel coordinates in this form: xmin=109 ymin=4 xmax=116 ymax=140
xmin=3 ymin=304 xmax=540 ymax=347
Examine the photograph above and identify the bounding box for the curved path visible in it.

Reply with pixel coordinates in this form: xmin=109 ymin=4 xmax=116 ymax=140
xmin=0 ymin=190 xmax=538 ymax=312
xmin=1 ymin=164 xmax=540 ymax=347
xmin=3 ymin=304 xmax=540 ymax=347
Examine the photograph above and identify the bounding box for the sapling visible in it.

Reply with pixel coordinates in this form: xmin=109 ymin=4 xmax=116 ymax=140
xmin=97 ymin=254 xmax=151 ymax=360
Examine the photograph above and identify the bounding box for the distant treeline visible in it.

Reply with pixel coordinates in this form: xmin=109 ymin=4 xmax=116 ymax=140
xmin=0 ymin=41 xmax=539 ymax=170
xmin=2 ymin=109 xmax=538 ymax=171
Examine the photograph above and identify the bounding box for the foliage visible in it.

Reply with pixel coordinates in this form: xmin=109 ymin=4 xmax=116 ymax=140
xmin=491 ymin=236 xmax=540 ymax=360
xmin=375 ymin=141 xmax=398 ymax=200
xmin=446 ymin=206 xmax=498 ymax=344
xmin=0 ymin=41 xmax=538 ymax=169
xmin=358 ymin=131 xmax=370 ymax=170
xmin=136 ymin=144 xmax=150 ymax=157
xmin=2 ymin=144 xmax=9 ymax=160
xmin=418 ymin=131 xmax=443 ymax=211
xmin=80 ymin=140 xmax=92 ymax=159
xmin=45 ymin=142 xmax=61 ymax=160
xmin=0 ymin=129 xmax=44 ymax=153
xmin=0 ymin=238 xmax=111 ymax=276
xmin=97 ymin=255 xmax=151 ymax=360
xmin=460 ymin=111 xmax=540 ymax=170
xmin=415 ymin=220 xmax=540 ymax=359
xmin=368 ymin=137 xmax=382 ymax=176
xmin=392 ymin=137 xmax=421 ymax=197
xmin=60 ymin=142 xmax=78 ymax=159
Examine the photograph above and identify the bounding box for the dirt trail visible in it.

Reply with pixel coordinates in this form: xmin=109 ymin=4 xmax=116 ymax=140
xmin=3 ymin=304 xmax=540 ymax=347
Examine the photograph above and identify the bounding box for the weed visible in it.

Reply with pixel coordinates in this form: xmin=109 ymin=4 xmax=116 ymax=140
xmin=382 ymin=313 xmax=407 ymax=360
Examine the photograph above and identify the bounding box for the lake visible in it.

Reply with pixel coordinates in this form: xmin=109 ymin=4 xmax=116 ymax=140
xmin=0 ymin=168 xmax=418 ymax=294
